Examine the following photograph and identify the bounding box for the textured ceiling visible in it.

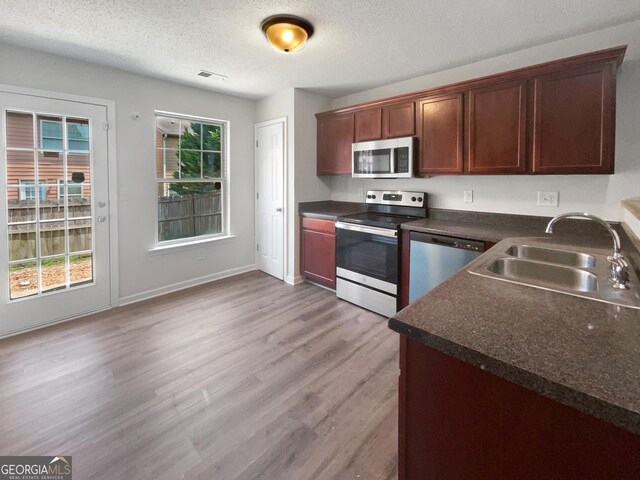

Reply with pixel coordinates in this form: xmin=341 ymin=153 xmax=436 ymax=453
xmin=1 ymin=0 xmax=639 ymax=100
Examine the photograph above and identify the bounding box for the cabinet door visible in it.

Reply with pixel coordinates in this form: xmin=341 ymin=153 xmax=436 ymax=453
xmin=531 ymin=62 xmax=615 ymax=174
xmin=301 ymin=218 xmax=336 ymax=289
xmin=355 ymin=108 xmax=382 ymax=142
xmin=467 ymin=80 xmax=527 ymax=174
xmin=417 ymin=94 xmax=464 ymax=174
xmin=383 ymin=101 xmax=415 ymax=138
xmin=317 ymin=113 xmax=355 ymax=175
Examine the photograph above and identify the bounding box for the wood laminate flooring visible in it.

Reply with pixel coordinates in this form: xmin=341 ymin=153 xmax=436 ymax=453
xmin=0 ymin=271 xmax=398 ymax=479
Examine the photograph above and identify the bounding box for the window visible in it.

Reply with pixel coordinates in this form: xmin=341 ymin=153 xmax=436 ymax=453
xmin=40 ymin=119 xmax=89 ymax=151
xmin=154 ymin=112 xmax=227 ymax=244
xmin=58 ymin=179 xmax=82 ymax=200
xmin=19 ymin=180 xmax=47 ymax=201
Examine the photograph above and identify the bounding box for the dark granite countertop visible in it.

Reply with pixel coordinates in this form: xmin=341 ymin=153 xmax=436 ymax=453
xmin=298 ymin=200 xmax=367 ymax=220
xmin=390 ymin=232 xmax=640 ymax=435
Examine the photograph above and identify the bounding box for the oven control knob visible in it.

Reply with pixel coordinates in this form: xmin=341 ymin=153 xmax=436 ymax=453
xmin=418 ymin=197 xmax=423 ymax=202
xmin=411 ymin=196 xmax=416 ymax=202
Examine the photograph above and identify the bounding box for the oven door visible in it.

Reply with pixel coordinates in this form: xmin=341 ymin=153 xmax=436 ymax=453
xmin=335 ymin=222 xmax=398 ymax=293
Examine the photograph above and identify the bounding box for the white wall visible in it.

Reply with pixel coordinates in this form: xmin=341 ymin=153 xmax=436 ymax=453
xmin=255 ymin=88 xmax=331 ymax=283
xmin=255 ymin=89 xmax=296 ymax=282
xmin=293 ymin=89 xmax=332 ymax=281
xmin=0 ymin=43 xmax=257 ymax=303
xmin=329 ymin=20 xmax=640 ymax=221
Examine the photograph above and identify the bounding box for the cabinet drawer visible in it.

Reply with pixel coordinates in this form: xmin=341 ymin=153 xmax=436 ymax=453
xmin=302 ymin=216 xmax=336 ymax=235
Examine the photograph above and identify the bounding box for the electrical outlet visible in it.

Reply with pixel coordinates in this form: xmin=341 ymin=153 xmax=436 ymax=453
xmin=537 ymin=191 xmax=559 ymax=207
xmin=357 ymin=188 xmax=364 ymax=198
xmin=464 ymin=190 xmax=473 ymax=203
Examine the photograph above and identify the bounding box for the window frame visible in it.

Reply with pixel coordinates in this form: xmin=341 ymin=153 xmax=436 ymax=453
xmin=40 ymin=118 xmax=90 ymax=152
xmin=18 ymin=179 xmax=47 ymax=201
xmin=153 ymin=111 xmax=230 ymax=248
xmin=57 ymin=179 xmax=82 ymax=200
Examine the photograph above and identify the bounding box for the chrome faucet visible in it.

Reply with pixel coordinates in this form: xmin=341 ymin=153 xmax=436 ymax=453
xmin=545 ymin=212 xmax=629 ymax=290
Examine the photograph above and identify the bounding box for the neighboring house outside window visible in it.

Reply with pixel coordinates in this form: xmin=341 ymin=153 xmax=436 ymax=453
xmin=40 ymin=119 xmax=89 ymax=151
xmin=154 ymin=112 xmax=228 ymax=244
xmin=18 ymin=180 xmax=47 ymax=201
xmin=57 ymin=179 xmax=82 ymax=200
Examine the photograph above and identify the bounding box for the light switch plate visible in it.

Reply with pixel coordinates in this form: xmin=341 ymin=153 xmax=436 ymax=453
xmin=464 ymin=190 xmax=473 ymax=203
xmin=538 ymin=191 xmax=559 ymax=207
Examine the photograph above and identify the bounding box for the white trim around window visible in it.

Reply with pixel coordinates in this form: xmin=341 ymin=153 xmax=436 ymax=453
xmin=152 ymin=110 xmax=231 ymax=251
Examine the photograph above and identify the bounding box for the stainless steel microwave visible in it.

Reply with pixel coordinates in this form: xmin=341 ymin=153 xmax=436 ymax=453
xmin=352 ymin=136 xmax=414 ymax=178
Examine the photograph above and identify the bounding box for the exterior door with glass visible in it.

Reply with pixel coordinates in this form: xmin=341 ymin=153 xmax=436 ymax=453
xmin=0 ymin=91 xmax=111 ymax=337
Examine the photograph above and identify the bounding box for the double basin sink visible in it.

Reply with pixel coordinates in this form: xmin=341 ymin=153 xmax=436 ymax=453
xmin=469 ymin=240 xmax=640 ymax=309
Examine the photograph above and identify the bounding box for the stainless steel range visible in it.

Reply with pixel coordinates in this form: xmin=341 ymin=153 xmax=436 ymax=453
xmin=335 ymin=190 xmax=427 ymax=317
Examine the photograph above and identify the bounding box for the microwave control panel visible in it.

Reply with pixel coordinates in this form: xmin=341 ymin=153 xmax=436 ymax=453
xmin=396 ymin=147 xmax=409 ymax=173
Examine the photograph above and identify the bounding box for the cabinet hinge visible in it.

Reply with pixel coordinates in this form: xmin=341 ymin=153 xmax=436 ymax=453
xmin=256 ymin=140 xmax=258 ymax=148
xmin=256 ymin=243 xmax=260 ymax=252
xmin=103 ymin=121 xmax=110 ymax=130
xmin=256 ymin=192 xmax=259 ymax=200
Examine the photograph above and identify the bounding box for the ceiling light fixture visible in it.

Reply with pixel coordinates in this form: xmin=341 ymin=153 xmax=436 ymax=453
xmin=261 ymin=15 xmax=314 ymax=53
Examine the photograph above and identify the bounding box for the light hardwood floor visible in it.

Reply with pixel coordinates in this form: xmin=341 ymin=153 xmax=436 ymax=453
xmin=0 ymin=271 xmax=398 ymax=479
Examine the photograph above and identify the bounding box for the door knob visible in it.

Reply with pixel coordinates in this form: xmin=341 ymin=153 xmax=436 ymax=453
xmin=97 ymin=215 xmax=107 ymax=223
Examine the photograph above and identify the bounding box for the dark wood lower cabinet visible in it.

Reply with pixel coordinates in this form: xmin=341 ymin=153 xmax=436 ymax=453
xmin=300 ymin=216 xmax=336 ymax=289
xmin=399 ymin=335 xmax=640 ymax=480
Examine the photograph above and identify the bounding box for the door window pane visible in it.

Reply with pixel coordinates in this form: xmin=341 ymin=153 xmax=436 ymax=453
xmin=6 ymin=111 xmax=34 ymax=148
xmin=6 ymin=151 xmax=35 ymax=186
xmin=40 ymin=221 xmax=66 ymax=256
xmin=68 ymin=219 xmax=92 ymax=253
xmin=70 ymin=253 xmax=93 ymax=287
xmin=67 ymin=118 xmax=89 ymax=151
xmin=9 ymin=227 xmax=37 ymax=261
xmin=9 ymin=261 xmax=38 ymax=299
xmin=41 ymin=256 xmax=67 ymax=293
xmin=39 ymin=118 xmax=64 ymax=150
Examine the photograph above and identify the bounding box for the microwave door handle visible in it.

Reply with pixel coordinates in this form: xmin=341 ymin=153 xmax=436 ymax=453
xmin=390 ymin=148 xmax=396 ymax=173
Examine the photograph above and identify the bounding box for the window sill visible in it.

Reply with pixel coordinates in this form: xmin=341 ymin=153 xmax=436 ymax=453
xmin=148 ymin=235 xmax=236 ymax=255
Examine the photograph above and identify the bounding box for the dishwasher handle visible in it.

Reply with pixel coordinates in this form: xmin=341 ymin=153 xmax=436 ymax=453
xmin=410 ymin=231 xmax=485 ymax=253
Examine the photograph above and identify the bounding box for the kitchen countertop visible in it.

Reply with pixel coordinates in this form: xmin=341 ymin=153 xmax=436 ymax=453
xmin=298 ymin=200 xmax=367 ymax=220
xmin=390 ymin=232 xmax=640 ymax=435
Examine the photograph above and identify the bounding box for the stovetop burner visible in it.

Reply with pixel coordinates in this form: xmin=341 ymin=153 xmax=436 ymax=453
xmin=336 ymin=189 xmax=428 ymax=230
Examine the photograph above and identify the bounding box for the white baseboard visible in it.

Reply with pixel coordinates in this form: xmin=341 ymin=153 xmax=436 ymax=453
xmin=119 ymin=264 xmax=257 ymax=306
xmin=285 ymin=275 xmax=304 ymax=285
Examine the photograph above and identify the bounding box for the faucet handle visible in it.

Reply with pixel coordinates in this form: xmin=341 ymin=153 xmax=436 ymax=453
xmin=607 ymin=254 xmax=630 ymax=290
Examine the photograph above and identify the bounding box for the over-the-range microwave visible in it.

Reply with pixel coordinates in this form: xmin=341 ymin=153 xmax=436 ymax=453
xmin=352 ymin=136 xmax=415 ymax=179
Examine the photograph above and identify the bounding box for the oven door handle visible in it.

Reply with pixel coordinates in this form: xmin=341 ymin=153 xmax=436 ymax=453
xmin=335 ymin=221 xmax=398 ymax=238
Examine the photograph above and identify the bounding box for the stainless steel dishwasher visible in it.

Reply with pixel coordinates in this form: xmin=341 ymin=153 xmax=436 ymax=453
xmin=409 ymin=231 xmax=486 ymax=303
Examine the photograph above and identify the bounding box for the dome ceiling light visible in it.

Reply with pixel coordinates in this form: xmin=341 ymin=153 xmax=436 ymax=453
xmin=261 ymin=15 xmax=314 ymax=54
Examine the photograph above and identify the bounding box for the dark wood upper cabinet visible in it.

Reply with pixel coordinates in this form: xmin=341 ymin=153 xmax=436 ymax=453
xmin=317 ymin=112 xmax=354 ymax=175
xmin=417 ymin=93 xmax=464 ymax=174
xmin=316 ymin=46 xmax=625 ymax=177
xmin=354 ymin=108 xmax=382 ymax=142
xmin=531 ymin=62 xmax=616 ymax=174
xmin=466 ymin=80 xmax=527 ymax=174
xmin=383 ymin=101 xmax=415 ymax=138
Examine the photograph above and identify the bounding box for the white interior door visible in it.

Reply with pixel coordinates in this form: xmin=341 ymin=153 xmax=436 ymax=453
xmin=0 ymin=91 xmax=111 ymax=337
xmin=255 ymin=120 xmax=284 ymax=280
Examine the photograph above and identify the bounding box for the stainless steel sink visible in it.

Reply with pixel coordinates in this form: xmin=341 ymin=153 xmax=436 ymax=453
xmin=487 ymin=258 xmax=598 ymax=293
xmin=468 ymin=239 xmax=640 ymax=309
xmin=505 ymin=244 xmax=596 ymax=269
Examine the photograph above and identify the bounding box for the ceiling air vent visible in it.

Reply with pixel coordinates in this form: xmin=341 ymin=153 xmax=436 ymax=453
xmin=196 ymin=70 xmax=228 ymax=81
